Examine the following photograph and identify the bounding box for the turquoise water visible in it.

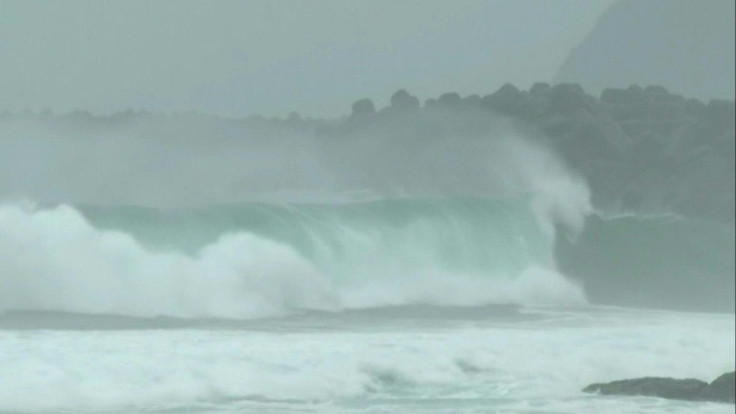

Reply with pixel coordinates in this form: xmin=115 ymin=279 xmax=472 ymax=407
xmin=0 ymin=198 xmax=733 ymax=413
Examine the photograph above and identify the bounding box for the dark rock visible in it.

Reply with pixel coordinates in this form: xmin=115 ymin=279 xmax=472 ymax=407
xmin=583 ymin=377 xmax=707 ymax=400
xmin=583 ymin=372 xmax=735 ymax=404
xmin=485 ymin=83 xmax=520 ymax=103
xmin=482 ymin=83 xmax=524 ymax=115
xmin=685 ymin=98 xmax=707 ymax=118
xmin=530 ymin=82 xmax=551 ymax=95
xmin=437 ymin=92 xmax=462 ymax=108
xmin=390 ymin=89 xmax=420 ymax=110
xmin=559 ymin=113 xmax=626 ymax=163
xmin=601 ymin=86 xmax=647 ymax=106
xmin=705 ymin=100 xmax=735 ymax=132
xmin=519 ymin=95 xmax=552 ymax=118
xmin=351 ymin=98 xmax=376 ymax=118
xmin=645 ymin=85 xmax=669 ymax=96
xmin=600 ymin=88 xmax=627 ymax=106
xmin=548 ymin=83 xmax=591 ymax=114
xmin=648 ymin=99 xmax=686 ymax=120
xmin=600 ymin=85 xmax=652 ymax=120
xmin=700 ymin=372 xmax=735 ymax=403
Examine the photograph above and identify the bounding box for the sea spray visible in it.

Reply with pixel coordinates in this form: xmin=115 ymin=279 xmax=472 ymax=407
xmin=0 ymin=198 xmax=587 ymax=318
xmin=0 ymin=119 xmax=595 ymax=317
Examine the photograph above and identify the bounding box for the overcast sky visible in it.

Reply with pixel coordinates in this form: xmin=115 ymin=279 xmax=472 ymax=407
xmin=0 ymin=0 xmax=616 ymax=118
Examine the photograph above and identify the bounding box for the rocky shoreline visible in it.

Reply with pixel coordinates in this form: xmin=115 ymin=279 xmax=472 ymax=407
xmin=583 ymin=371 xmax=735 ymax=404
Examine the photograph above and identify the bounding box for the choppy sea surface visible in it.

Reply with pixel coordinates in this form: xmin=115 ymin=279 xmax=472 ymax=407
xmin=1 ymin=305 xmax=733 ymax=414
xmin=1 ymin=200 xmax=733 ymax=413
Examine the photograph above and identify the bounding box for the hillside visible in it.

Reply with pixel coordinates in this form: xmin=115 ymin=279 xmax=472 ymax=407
xmin=555 ymin=0 xmax=735 ymax=101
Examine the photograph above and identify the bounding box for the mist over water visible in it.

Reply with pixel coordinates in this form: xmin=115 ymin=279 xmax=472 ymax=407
xmin=0 ymin=111 xmax=593 ymax=318
xmin=0 ymin=114 xmax=590 ymax=221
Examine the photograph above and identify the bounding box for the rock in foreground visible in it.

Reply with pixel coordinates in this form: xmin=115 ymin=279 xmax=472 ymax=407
xmin=583 ymin=377 xmax=707 ymax=400
xmin=583 ymin=372 xmax=735 ymax=404
xmin=699 ymin=372 xmax=735 ymax=403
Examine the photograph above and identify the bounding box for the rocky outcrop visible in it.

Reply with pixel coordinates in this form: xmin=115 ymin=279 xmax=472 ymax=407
xmin=436 ymin=92 xmax=462 ymax=108
xmin=333 ymin=82 xmax=735 ymax=224
xmin=583 ymin=372 xmax=735 ymax=404
xmin=555 ymin=0 xmax=735 ymax=101
xmin=390 ymin=89 xmax=420 ymax=111
xmin=699 ymin=372 xmax=736 ymax=403
xmin=583 ymin=377 xmax=708 ymax=400
xmin=350 ymin=98 xmax=376 ymax=118
xmin=6 ymin=81 xmax=733 ymax=225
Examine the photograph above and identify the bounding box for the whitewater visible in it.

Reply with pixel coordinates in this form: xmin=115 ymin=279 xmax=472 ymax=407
xmin=0 ymin=198 xmax=588 ymax=318
xmin=1 ymin=305 xmax=733 ymax=413
xmin=0 ymin=198 xmax=733 ymax=413
xmin=0 ymin=121 xmax=733 ymax=413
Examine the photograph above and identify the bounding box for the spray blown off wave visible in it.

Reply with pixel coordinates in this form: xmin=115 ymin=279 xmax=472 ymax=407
xmin=0 ymin=198 xmax=586 ymax=319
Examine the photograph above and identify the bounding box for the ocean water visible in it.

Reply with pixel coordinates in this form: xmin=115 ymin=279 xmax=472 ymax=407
xmin=0 ymin=307 xmax=733 ymax=414
xmin=0 ymin=198 xmax=733 ymax=413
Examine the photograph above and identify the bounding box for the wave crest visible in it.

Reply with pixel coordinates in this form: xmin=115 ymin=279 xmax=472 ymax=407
xmin=0 ymin=199 xmax=586 ymax=318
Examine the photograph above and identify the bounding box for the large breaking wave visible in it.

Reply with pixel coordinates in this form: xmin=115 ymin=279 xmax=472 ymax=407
xmin=0 ymin=197 xmax=587 ymax=318
xmin=0 ymin=121 xmax=602 ymax=318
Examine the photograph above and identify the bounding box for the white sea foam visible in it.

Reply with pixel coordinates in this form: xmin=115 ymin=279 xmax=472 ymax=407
xmin=0 ymin=308 xmax=732 ymax=413
xmin=0 ymin=202 xmax=586 ymax=318
xmin=0 ymin=203 xmax=336 ymax=318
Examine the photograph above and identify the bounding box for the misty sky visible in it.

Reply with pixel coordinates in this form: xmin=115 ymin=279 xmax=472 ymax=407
xmin=0 ymin=0 xmax=615 ymax=118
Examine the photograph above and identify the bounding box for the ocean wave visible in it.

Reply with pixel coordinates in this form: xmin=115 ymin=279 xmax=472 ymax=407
xmin=0 ymin=198 xmax=586 ymax=318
